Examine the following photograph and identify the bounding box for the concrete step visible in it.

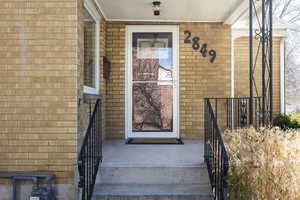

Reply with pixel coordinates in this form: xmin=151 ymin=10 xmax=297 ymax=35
xmin=96 ymin=165 xmax=210 ymax=185
xmin=93 ymin=184 xmax=213 ymax=200
xmin=93 ymin=140 xmax=212 ymax=199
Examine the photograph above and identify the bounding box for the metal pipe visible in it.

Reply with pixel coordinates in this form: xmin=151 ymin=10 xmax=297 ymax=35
xmin=269 ymin=0 xmax=273 ymax=122
xmin=262 ymin=0 xmax=266 ymax=125
xmin=249 ymin=0 xmax=254 ymax=125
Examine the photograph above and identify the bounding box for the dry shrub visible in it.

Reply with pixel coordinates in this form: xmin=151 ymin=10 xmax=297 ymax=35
xmin=223 ymin=127 xmax=300 ymax=200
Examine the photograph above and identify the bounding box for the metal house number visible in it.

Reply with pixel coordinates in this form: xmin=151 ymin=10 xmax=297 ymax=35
xmin=184 ymin=30 xmax=217 ymax=63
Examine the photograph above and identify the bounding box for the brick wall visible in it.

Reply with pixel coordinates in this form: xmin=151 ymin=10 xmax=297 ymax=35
xmin=99 ymin=17 xmax=107 ymax=141
xmin=105 ymin=23 xmax=125 ymax=139
xmin=0 ymin=0 xmax=78 ymax=186
xmin=179 ymin=23 xmax=231 ymax=138
xmin=234 ymin=37 xmax=282 ymax=115
xmin=105 ymin=22 xmax=231 ymax=139
xmin=0 ymin=0 xmax=106 ymax=198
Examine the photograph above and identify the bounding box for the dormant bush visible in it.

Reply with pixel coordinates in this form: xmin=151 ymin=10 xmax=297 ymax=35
xmin=223 ymin=127 xmax=300 ymax=200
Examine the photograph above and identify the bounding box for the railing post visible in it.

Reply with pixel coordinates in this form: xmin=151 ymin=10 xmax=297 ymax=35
xmin=249 ymin=0 xmax=254 ymax=126
xmin=89 ymin=102 xmax=92 ymax=120
xmin=78 ymin=160 xmax=83 ymax=188
xmin=262 ymin=0 xmax=266 ymax=126
xmin=269 ymin=0 xmax=273 ymax=123
xmin=204 ymin=99 xmax=207 ymax=162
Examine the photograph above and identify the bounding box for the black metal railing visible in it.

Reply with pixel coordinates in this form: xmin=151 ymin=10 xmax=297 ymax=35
xmin=204 ymin=98 xmax=229 ymax=200
xmin=78 ymin=98 xmax=102 ymax=200
xmin=204 ymin=97 xmax=262 ymax=200
xmin=206 ymin=97 xmax=262 ymax=131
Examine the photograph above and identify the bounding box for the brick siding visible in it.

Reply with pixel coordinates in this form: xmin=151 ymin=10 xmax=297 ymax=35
xmin=105 ymin=22 xmax=232 ymax=139
xmin=0 ymin=0 xmax=78 ymax=184
xmin=234 ymin=37 xmax=282 ymax=115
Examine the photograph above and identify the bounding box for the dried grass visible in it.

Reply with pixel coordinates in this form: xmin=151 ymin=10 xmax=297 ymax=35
xmin=223 ymin=127 xmax=300 ymax=200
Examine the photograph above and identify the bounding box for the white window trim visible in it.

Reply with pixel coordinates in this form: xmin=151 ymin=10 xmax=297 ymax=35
xmin=83 ymin=0 xmax=101 ymax=95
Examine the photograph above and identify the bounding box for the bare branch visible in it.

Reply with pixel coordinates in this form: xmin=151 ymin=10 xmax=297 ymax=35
xmin=279 ymin=0 xmax=294 ymax=18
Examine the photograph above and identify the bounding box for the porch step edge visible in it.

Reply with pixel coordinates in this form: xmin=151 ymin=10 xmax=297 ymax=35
xmin=101 ymin=162 xmax=206 ymax=168
xmin=96 ymin=166 xmax=210 ymax=185
xmin=93 ymin=184 xmax=212 ymax=197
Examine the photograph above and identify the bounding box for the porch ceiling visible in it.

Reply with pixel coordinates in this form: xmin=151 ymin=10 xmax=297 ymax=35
xmin=96 ymin=0 xmax=245 ymax=23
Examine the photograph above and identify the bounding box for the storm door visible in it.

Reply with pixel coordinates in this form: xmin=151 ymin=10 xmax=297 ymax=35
xmin=126 ymin=25 xmax=179 ymax=138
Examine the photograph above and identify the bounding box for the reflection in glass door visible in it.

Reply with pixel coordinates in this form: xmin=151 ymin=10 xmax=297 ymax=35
xmin=126 ymin=26 xmax=179 ymax=138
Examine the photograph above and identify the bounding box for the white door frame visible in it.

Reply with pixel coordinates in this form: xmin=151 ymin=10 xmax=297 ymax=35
xmin=125 ymin=25 xmax=180 ymax=139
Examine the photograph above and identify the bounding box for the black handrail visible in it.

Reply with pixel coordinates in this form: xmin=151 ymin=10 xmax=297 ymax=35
xmin=204 ymin=98 xmax=229 ymax=200
xmin=78 ymin=98 xmax=102 ymax=200
xmin=204 ymin=97 xmax=262 ymax=200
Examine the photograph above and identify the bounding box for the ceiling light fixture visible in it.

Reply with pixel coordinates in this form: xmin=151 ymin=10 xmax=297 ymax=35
xmin=152 ymin=0 xmax=161 ymax=16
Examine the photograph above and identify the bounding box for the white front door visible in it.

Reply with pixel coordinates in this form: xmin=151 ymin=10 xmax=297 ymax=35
xmin=125 ymin=25 xmax=179 ymax=139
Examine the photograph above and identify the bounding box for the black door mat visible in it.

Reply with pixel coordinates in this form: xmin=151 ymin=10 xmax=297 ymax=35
xmin=126 ymin=138 xmax=184 ymax=145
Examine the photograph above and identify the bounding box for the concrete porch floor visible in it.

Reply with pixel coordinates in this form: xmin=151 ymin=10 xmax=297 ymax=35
xmin=101 ymin=139 xmax=205 ymax=167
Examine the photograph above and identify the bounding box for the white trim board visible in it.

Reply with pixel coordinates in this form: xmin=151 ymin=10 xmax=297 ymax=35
xmin=125 ymin=25 xmax=180 ymax=139
xmin=280 ymin=39 xmax=286 ymax=114
xmin=231 ymin=35 xmax=235 ymax=98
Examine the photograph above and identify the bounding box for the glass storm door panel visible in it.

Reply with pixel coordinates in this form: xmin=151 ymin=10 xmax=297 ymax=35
xmin=127 ymin=26 xmax=179 ymax=138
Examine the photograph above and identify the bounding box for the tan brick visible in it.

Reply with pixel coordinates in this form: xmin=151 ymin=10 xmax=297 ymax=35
xmin=104 ymin=22 xmax=282 ymax=140
xmin=234 ymin=37 xmax=282 ymax=115
xmin=0 ymin=0 xmax=79 ymax=184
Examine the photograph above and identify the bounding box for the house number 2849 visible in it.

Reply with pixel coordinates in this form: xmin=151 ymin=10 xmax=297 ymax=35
xmin=184 ymin=30 xmax=217 ymax=63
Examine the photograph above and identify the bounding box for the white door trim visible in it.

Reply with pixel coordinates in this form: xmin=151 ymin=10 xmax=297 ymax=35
xmin=125 ymin=25 xmax=180 ymax=139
